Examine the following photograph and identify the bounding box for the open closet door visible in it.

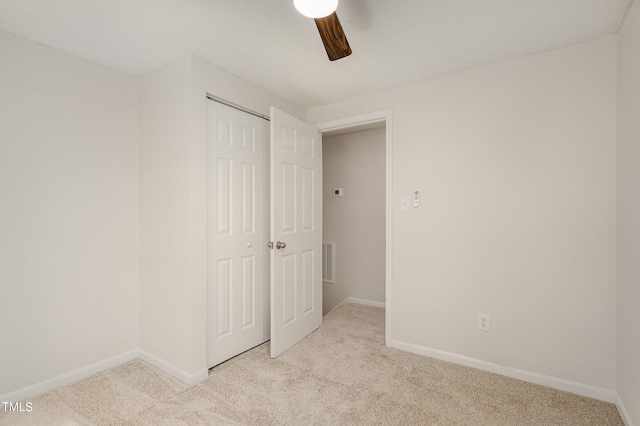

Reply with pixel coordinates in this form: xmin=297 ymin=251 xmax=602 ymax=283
xmin=269 ymin=107 xmax=323 ymax=358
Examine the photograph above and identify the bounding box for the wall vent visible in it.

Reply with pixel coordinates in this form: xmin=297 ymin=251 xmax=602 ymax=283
xmin=322 ymin=241 xmax=335 ymax=283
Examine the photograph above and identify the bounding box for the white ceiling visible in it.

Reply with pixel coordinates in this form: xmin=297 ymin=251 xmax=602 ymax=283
xmin=0 ymin=0 xmax=634 ymax=109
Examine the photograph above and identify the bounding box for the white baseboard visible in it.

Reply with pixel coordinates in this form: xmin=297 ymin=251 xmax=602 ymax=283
xmin=328 ymin=297 xmax=386 ymax=314
xmin=137 ymin=350 xmax=208 ymax=386
xmin=0 ymin=350 xmax=138 ymax=403
xmin=392 ymin=340 xmax=616 ymax=403
xmin=616 ymin=393 xmax=635 ymax=426
xmin=1 ymin=349 xmax=210 ymax=403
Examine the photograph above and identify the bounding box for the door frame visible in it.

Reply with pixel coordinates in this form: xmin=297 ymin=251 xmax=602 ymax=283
xmin=315 ymin=110 xmax=393 ymax=347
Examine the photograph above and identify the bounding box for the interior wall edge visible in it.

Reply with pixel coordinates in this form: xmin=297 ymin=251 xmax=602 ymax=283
xmin=138 ymin=350 xmax=208 ymax=386
xmin=616 ymin=394 xmax=636 ymax=426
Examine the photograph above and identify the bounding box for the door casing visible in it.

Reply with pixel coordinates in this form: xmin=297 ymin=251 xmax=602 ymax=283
xmin=315 ymin=110 xmax=393 ymax=347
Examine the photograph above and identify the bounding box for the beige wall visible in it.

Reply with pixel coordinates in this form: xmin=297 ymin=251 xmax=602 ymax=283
xmin=0 ymin=30 xmax=140 ymax=396
xmin=617 ymin=0 xmax=640 ymax=422
xmin=309 ymin=36 xmax=618 ymax=395
xmin=139 ymin=57 xmax=194 ymax=376
xmin=2 ymin=16 xmax=634 ymax=413
xmin=322 ymin=127 xmax=386 ymax=314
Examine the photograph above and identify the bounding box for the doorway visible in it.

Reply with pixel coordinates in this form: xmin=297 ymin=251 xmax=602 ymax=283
xmin=321 ymin=125 xmax=386 ymax=315
xmin=317 ymin=110 xmax=393 ymax=347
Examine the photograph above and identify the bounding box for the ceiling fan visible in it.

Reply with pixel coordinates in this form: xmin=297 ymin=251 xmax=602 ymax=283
xmin=293 ymin=0 xmax=352 ymax=61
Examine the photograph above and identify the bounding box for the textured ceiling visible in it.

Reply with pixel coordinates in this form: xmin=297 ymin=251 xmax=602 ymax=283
xmin=0 ymin=0 xmax=634 ymax=108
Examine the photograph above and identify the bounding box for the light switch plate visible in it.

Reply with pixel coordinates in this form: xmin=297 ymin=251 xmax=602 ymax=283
xmin=400 ymin=196 xmax=410 ymax=211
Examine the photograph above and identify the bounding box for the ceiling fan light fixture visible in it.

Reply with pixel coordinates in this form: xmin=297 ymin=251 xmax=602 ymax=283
xmin=293 ymin=0 xmax=338 ymax=19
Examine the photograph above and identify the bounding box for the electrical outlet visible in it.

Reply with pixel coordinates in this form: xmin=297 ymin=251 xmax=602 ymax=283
xmin=478 ymin=313 xmax=490 ymax=332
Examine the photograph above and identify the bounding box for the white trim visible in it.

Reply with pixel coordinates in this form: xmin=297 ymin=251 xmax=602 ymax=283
xmin=392 ymin=340 xmax=617 ymax=403
xmin=346 ymin=297 xmax=386 ymax=309
xmin=138 ymin=350 xmax=208 ymax=386
xmin=384 ymin=112 xmax=393 ymax=349
xmin=316 ymin=109 xmax=393 ymax=348
xmin=0 ymin=350 xmax=138 ymax=402
xmin=327 ymin=297 xmax=386 ymax=315
xmin=616 ymin=393 xmax=635 ymax=426
xmin=1 ymin=350 xmax=210 ymax=402
xmin=315 ymin=111 xmax=386 ymax=133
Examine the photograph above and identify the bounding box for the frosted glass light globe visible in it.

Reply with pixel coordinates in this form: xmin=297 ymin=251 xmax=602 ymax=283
xmin=293 ymin=0 xmax=338 ymax=18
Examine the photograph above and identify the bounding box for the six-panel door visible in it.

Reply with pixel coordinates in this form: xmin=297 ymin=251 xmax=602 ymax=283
xmin=207 ymin=100 xmax=268 ymax=368
xmin=269 ymin=107 xmax=323 ymax=358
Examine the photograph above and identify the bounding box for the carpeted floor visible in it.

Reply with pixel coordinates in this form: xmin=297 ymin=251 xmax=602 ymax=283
xmin=0 ymin=303 xmax=623 ymax=425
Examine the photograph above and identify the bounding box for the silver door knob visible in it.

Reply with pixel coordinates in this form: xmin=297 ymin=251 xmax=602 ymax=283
xmin=276 ymin=241 xmax=286 ymax=249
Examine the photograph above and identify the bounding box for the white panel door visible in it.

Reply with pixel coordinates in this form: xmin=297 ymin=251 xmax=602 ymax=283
xmin=207 ymin=100 xmax=269 ymax=368
xmin=270 ymin=107 xmax=322 ymax=358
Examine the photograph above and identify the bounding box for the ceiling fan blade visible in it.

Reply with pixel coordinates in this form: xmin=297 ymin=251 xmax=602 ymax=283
xmin=314 ymin=12 xmax=352 ymax=61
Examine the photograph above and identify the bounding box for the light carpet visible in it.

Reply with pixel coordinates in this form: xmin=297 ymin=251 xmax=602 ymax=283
xmin=0 ymin=303 xmax=623 ymax=425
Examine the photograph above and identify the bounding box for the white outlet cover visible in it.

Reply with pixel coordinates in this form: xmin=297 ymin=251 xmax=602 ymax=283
xmin=478 ymin=313 xmax=491 ymax=332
